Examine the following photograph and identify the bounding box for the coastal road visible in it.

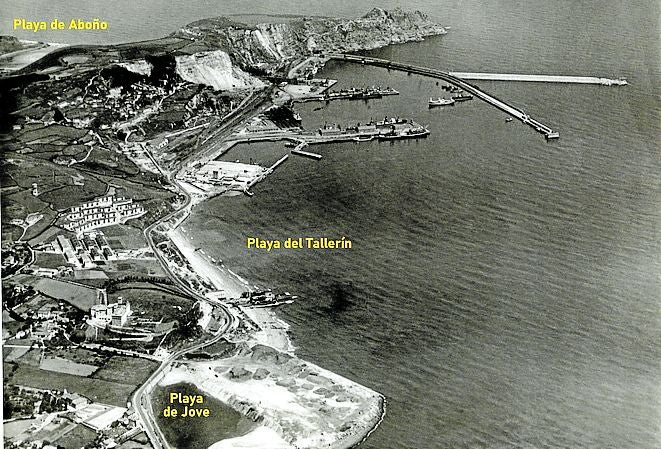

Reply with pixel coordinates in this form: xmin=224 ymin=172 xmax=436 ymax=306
xmin=131 ymin=317 xmax=234 ymax=449
xmin=132 ymin=89 xmax=269 ymax=449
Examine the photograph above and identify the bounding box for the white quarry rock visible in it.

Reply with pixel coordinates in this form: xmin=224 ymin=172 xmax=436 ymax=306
xmin=118 ymin=60 xmax=153 ymax=76
xmin=175 ymin=50 xmax=266 ymax=90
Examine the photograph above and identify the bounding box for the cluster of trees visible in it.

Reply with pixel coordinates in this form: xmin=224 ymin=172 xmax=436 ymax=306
xmin=103 ymin=275 xmax=173 ymax=293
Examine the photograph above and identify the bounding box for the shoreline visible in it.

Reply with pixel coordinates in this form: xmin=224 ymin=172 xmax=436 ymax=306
xmin=0 ymin=41 xmax=69 ymax=72
xmin=163 ymin=196 xmax=384 ymax=448
xmin=167 ymin=226 xmax=296 ymax=354
xmin=158 ymin=352 xmax=385 ymax=449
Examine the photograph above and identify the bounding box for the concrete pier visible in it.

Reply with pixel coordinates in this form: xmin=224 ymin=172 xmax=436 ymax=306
xmin=292 ymin=148 xmax=323 ymax=160
xmin=246 ymin=154 xmax=289 ymax=191
xmin=448 ymin=72 xmax=627 ymax=85
xmin=331 ymin=54 xmax=561 ymax=139
xmin=290 ymin=142 xmax=322 ymax=159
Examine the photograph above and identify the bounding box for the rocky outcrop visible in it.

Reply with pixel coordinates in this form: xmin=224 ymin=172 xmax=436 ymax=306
xmin=174 ymin=49 xmax=266 ymax=90
xmin=174 ymin=8 xmax=446 ymax=72
xmin=118 ymin=60 xmax=153 ymax=76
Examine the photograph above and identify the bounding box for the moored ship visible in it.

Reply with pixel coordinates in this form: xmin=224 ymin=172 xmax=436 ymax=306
xmin=378 ymin=126 xmax=430 ymax=140
xmin=240 ymin=289 xmax=297 ymax=308
xmin=429 ymin=97 xmax=455 ymax=107
xmin=375 ymin=116 xmax=409 ymax=128
xmin=452 ymin=93 xmax=474 ymax=101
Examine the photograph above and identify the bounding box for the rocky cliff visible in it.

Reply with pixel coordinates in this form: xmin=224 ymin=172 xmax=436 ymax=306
xmin=174 ymin=50 xmax=266 ymax=90
xmin=174 ymin=8 xmax=446 ymax=71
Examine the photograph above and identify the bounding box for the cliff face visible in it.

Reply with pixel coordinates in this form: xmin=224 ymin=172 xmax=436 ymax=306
xmin=175 ymin=8 xmax=447 ymax=70
xmin=118 ymin=8 xmax=445 ymax=91
xmin=174 ymin=50 xmax=266 ymax=90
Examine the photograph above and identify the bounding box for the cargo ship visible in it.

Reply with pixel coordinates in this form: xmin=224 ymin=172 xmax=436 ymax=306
xmin=375 ymin=116 xmax=409 ymax=128
xmin=451 ymin=93 xmax=474 ymax=102
xmin=240 ymin=289 xmax=297 ymax=308
xmin=319 ymin=86 xmax=399 ymax=102
xmin=378 ymin=126 xmax=430 ymax=140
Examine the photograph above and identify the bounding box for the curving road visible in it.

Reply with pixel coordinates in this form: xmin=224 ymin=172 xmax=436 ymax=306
xmin=131 ymin=88 xmax=270 ymax=449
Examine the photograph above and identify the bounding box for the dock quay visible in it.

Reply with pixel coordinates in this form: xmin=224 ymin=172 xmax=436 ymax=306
xmin=448 ymin=72 xmax=627 ymax=85
xmin=292 ymin=86 xmax=399 ymax=103
xmin=246 ymin=154 xmax=289 ymax=192
xmin=232 ymin=119 xmax=430 ymax=147
xmin=291 ymin=148 xmax=323 ymax=160
xmin=330 ymin=54 xmax=562 ymax=140
xmin=290 ymin=142 xmax=322 ymax=160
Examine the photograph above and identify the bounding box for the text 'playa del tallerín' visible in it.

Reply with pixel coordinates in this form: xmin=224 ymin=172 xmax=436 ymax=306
xmin=162 ymin=392 xmax=211 ymax=419
xmin=13 ymin=18 xmax=109 ymax=32
xmin=247 ymin=237 xmax=353 ymax=251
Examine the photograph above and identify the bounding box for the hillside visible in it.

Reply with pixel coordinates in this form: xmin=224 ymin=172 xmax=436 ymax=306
xmin=174 ymin=8 xmax=447 ymax=72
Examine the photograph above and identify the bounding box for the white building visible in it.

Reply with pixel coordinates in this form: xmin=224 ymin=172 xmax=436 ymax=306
xmin=91 ymin=300 xmax=131 ymax=326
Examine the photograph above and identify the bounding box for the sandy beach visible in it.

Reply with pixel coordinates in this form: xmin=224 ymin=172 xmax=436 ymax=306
xmin=159 ymin=351 xmax=384 ymax=449
xmin=208 ymin=426 xmax=293 ymax=449
xmin=168 ymin=227 xmax=247 ymax=298
xmin=168 ymin=226 xmax=296 ymax=354
xmin=0 ymin=42 xmax=68 ymax=71
xmin=162 ymin=218 xmax=384 ymax=449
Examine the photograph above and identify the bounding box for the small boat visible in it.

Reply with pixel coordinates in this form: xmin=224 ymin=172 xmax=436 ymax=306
xmin=429 ymin=97 xmax=455 ymax=107
xmin=505 ymin=117 xmax=513 ymax=122
xmin=353 ymin=135 xmax=374 ymax=142
xmin=452 ymin=93 xmax=474 ymax=102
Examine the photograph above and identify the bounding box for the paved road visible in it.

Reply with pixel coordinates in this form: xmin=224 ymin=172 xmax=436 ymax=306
xmin=131 ymin=315 xmax=235 ymax=449
xmin=131 ymin=89 xmax=269 ymax=449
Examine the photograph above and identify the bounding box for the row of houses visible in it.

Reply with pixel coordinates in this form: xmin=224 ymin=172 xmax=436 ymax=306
xmin=54 ymin=231 xmax=116 ymax=269
xmin=64 ymin=196 xmax=146 ymax=235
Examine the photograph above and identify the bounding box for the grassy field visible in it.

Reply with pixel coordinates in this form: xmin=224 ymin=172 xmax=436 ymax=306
xmin=12 ymin=275 xmax=98 ymax=311
xmin=1 ymin=223 xmax=23 ymax=243
xmin=50 ymin=347 xmax=106 ymax=366
xmin=17 ymin=124 xmax=88 ymax=144
xmin=105 ymin=259 xmax=164 ymax=278
xmin=2 ymin=153 xmax=109 ymax=213
xmin=153 ymin=383 xmax=257 ymax=449
xmin=22 ymin=208 xmax=58 ymax=242
xmin=13 ymin=293 xmax=57 ymax=316
xmin=6 ymin=363 xmax=137 ymax=407
xmin=50 ymin=422 xmax=97 ymax=449
xmin=92 ymin=355 xmax=158 ymax=385
xmin=35 ymin=251 xmax=70 ymax=268
xmin=109 ymin=281 xmax=193 ymax=322
xmin=103 ymin=224 xmax=147 ymax=249
xmin=40 ymin=184 xmax=108 ymax=211
xmin=73 ymin=269 xmax=109 ymax=280
xmin=40 ymin=357 xmax=100 ymax=376
xmin=28 ymin=225 xmax=64 ymax=246
xmin=10 ymin=348 xmax=42 ymax=367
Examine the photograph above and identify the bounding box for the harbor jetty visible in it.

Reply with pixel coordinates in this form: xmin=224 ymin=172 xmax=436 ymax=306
xmin=327 ymin=54 xmax=629 ymax=140
xmin=292 ymin=86 xmax=399 ymax=103
xmin=245 ymin=154 xmax=289 ymax=193
xmin=448 ymin=72 xmax=628 ymax=85
xmin=331 ymin=53 xmax=562 ymax=139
